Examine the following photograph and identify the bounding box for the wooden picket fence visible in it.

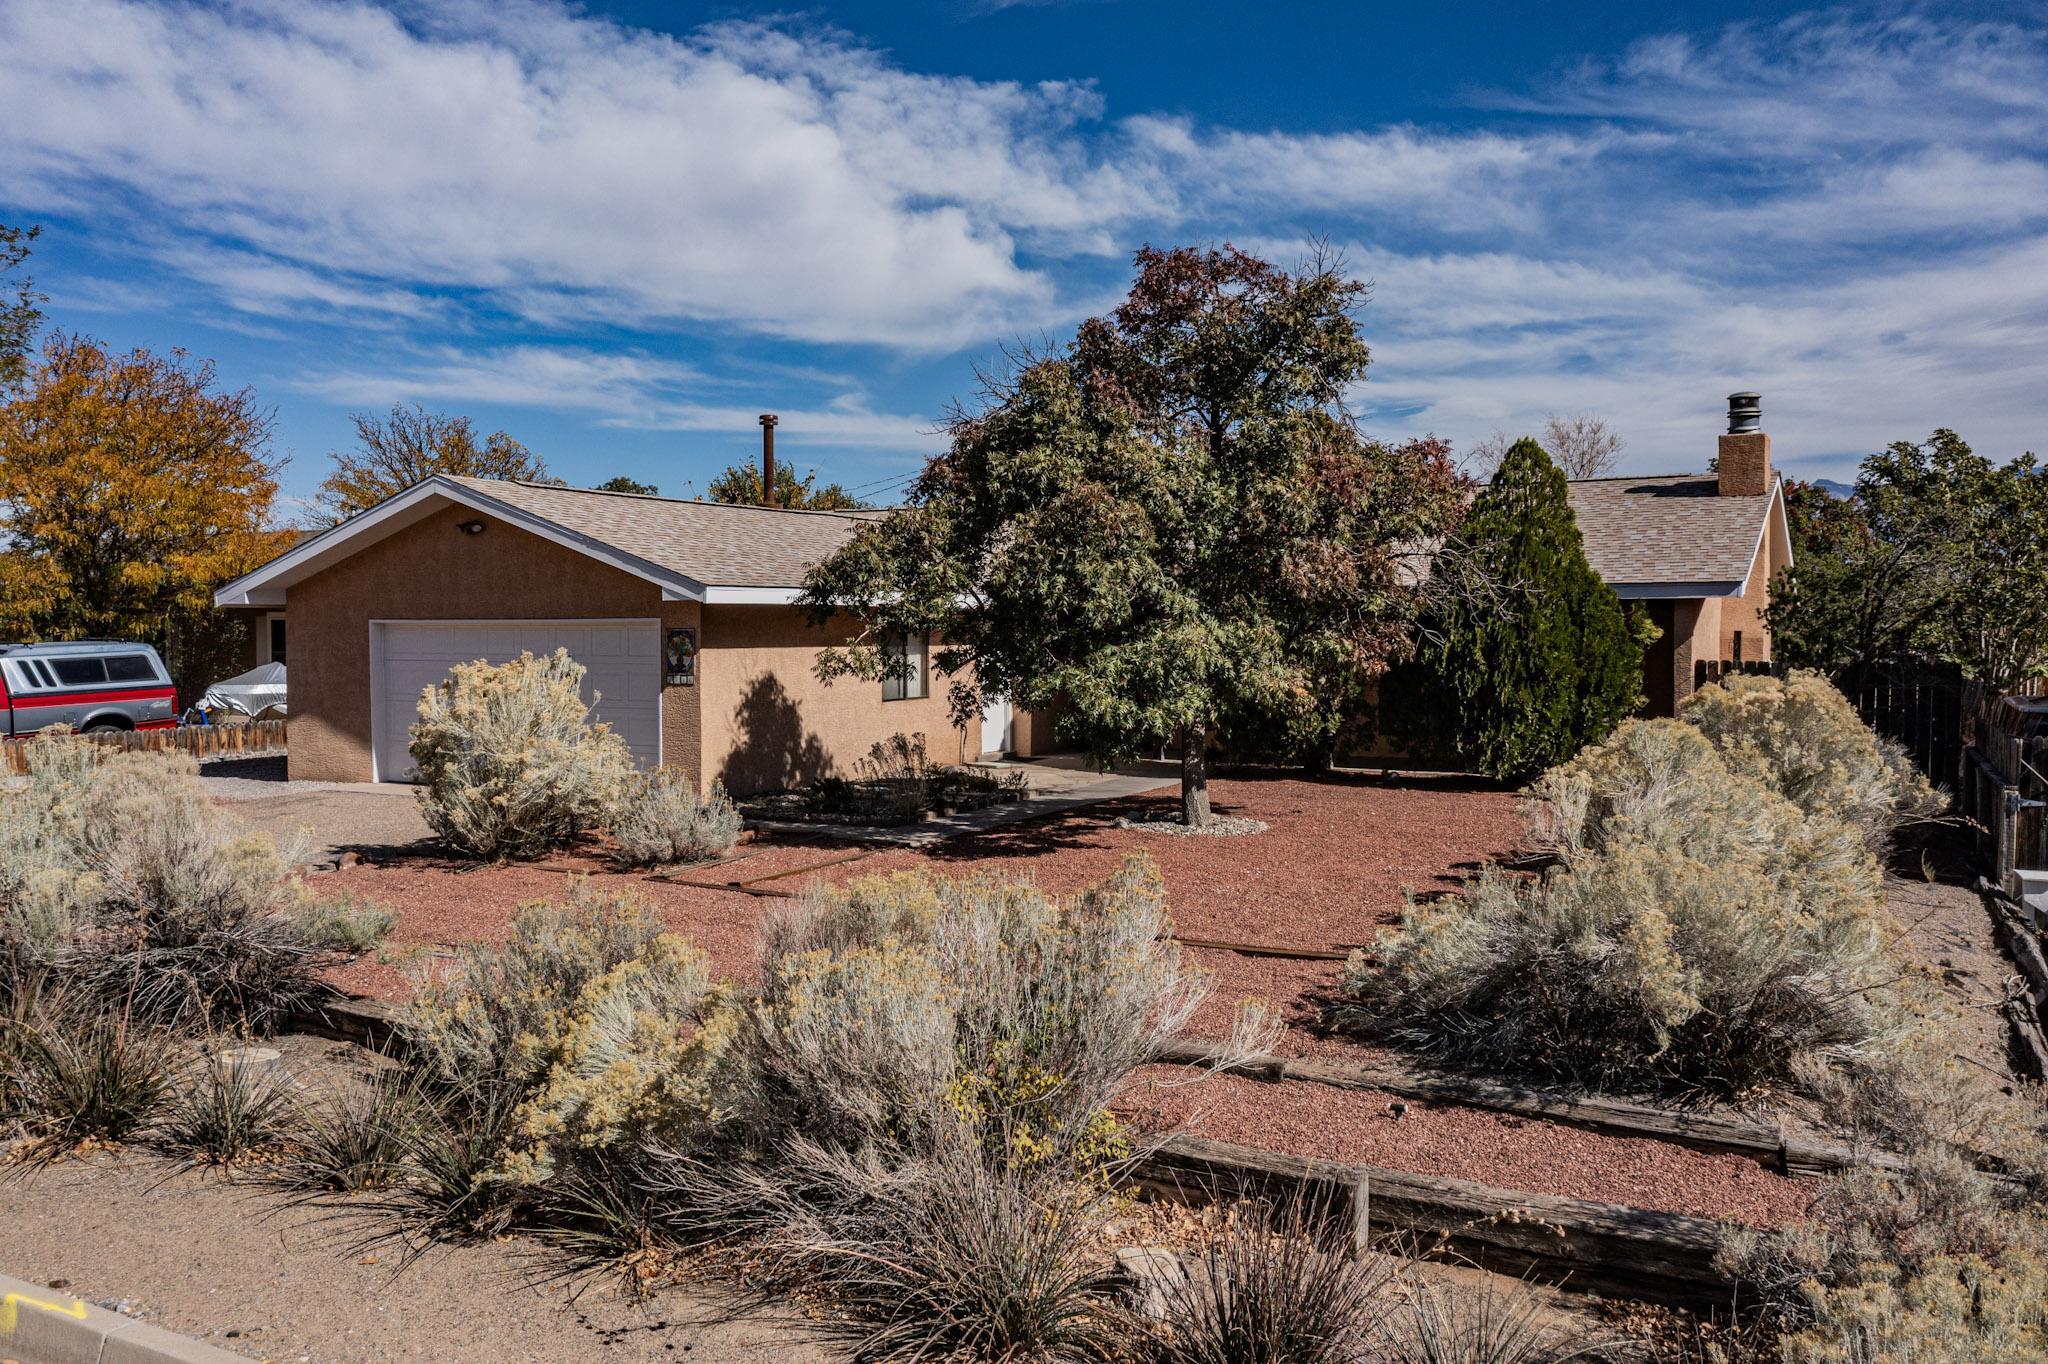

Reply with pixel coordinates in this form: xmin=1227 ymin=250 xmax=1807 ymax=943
xmin=1 ymin=719 xmax=287 ymax=775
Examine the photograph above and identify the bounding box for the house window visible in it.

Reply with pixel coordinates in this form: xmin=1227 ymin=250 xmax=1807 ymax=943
xmin=881 ymin=632 xmax=928 ymax=701
xmin=268 ymin=616 xmax=287 ymax=665
xmin=1732 ymin=630 xmax=1744 ymax=665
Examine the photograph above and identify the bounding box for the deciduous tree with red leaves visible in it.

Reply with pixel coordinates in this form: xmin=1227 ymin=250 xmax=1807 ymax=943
xmin=800 ymin=245 xmax=1466 ymax=826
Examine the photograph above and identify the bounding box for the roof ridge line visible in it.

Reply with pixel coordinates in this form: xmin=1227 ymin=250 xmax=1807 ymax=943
xmin=482 ymin=476 xmax=885 ymax=519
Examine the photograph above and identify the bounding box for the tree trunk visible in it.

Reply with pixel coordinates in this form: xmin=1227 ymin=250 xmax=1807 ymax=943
xmin=1180 ymin=722 xmax=1212 ymax=827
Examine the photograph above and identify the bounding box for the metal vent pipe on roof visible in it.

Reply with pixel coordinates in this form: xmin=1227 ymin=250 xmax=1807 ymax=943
xmin=1726 ymin=392 xmax=1761 ymax=435
xmin=759 ymin=413 xmax=779 ymax=508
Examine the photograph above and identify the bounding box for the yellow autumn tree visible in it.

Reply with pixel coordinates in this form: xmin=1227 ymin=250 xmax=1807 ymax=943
xmin=0 ymin=333 xmax=291 ymax=695
xmin=317 ymin=402 xmax=547 ymax=523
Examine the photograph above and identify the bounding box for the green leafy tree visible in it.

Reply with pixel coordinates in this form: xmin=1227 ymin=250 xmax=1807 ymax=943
xmin=1 ymin=222 xmax=43 ymax=392
xmin=1772 ymin=431 xmax=2048 ymax=691
xmin=707 ymin=461 xmax=865 ymax=510
xmin=318 ymin=402 xmax=547 ymax=522
xmin=596 ymin=475 xmax=659 ymax=495
xmin=1386 ymin=437 xmax=1648 ymax=782
xmin=799 ymin=244 xmax=1465 ymax=826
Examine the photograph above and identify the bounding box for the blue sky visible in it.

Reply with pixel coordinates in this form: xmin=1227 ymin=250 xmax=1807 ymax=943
xmin=2 ymin=0 xmax=2044 ymax=515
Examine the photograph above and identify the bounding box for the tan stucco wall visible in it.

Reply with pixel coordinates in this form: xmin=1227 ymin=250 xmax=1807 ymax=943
xmin=1716 ymin=494 xmax=1787 ymax=664
xmin=698 ymin=606 xmax=977 ymax=795
xmin=285 ymin=503 xmax=694 ymax=783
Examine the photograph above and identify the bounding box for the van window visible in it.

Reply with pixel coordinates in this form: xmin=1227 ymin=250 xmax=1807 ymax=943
xmin=51 ymin=657 xmax=108 ymax=686
xmin=105 ymin=654 xmax=157 ymax=683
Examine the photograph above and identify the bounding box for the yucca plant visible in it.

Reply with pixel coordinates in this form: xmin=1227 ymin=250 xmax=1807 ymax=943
xmin=5 ymin=1006 xmax=176 ymax=1155
xmin=1387 ymin=1277 xmax=1607 ymax=1364
xmin=266 ymin=1066 xmax=436 ymax=1194
xmin=157 ymin=1052 xmax=297 ymax=1168
xmin=1146 ymin=1195 xmax=1394 ymax=1364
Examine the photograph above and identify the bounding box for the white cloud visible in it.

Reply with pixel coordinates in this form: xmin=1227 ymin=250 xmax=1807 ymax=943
xmin=1 ymin=1 xmax=2044 ymax=484
xmin=299 ymin=344 xmax=938 ymax=448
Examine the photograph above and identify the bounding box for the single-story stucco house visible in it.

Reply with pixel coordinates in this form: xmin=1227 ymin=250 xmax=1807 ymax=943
xmin=1564 ymin=392 xmax=1792 ymax=715
xmin=214 ymin=394 xmax=1790 ymax=787
xmin=212 ymin=473 xmax=1058 ymax=788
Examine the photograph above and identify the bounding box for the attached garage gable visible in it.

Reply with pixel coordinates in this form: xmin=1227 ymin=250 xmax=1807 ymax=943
xmin=371 ymin=619 xmax=662 ymax=782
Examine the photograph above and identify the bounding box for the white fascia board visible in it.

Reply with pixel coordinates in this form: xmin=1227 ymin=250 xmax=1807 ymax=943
xmin=214 ymin=477 xmax=708 ymax=607
xmin=1608 ymin=581 xmax=1747 ymax=600
xmin=700 ymin=585 xmax=805 ymax=605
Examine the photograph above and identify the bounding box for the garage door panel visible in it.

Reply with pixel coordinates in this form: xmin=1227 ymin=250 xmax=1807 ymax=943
xmin=373 ymin=621 xmax=661 ymax=782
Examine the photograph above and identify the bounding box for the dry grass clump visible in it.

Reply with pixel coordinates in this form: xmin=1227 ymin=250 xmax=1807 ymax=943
xmin=1346 ymin=718 xmax=1898 ymax=1094
xmin=290 ymin=890 xmax=397 ymax=953
xmin=607 ymin=769 xmax=741 ymax=868
xmin=409 ymin=649 xmax=633 ymax=860
xmin=1680 ymin=669 xmax=1944 ymax=855
xmin=157 ymin=1052 xmax=297 ymax=1167
xmin=2 ymin=1000 xmax=176 ymax=1153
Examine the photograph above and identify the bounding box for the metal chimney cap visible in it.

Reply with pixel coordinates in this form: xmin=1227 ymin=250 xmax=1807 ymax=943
xmin=1726 ymin=392 xmax=1761 ymax=434
xmin=758 ymin=412 xmax=779 ymax=427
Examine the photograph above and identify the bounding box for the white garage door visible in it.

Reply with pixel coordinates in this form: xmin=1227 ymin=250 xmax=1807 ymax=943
xmin=371 ymin=619 xmax=662 ymax=782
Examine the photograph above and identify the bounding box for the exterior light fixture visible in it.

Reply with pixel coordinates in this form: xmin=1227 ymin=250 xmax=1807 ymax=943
xmin=457 ymin=519 xmax=486 ymax=535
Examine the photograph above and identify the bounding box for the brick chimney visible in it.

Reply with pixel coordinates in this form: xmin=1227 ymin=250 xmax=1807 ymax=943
xmin=1718 ymin=391 xmax=1770 ymax=497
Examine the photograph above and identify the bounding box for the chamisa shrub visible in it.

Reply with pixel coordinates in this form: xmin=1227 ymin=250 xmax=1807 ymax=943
xmin=409 ymin=649 xmax=632 ymax=861
xmin=1680 ymin=668 xmax=1943 ymax=856
xmin=608 ymin=769 xmax=741 ymax=869
xmin=1 ymin=728 xmax=345 ymax=1033
xmin=1345 ymin=718 xmax=1896 ymax=1094
xmin=403 ymin=881 xmax=727 ymax=1187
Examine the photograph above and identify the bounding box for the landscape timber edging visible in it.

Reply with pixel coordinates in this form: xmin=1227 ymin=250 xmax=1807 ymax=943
xmin=1150 ymin=1039 xmax=1919 ymax=1182
xmin=289 ymin=993 xmax=1744 ymax=1307
xmin=1129 ymin=1132 xmax=1739 ymax=1310
xmin=0 ymin=1271 xmax=251 ymax=1364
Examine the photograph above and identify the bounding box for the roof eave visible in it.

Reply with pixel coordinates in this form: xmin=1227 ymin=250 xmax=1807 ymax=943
xmin=213 ymin=476 xmax=709 ymax=608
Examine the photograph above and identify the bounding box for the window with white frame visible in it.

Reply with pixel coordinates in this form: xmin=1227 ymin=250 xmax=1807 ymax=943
xmin=881 ymin=632 xmax=928 ymax=701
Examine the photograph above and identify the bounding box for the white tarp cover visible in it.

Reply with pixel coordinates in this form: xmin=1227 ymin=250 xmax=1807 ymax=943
xmin=200 ymin=662 xmax=287 ymax=717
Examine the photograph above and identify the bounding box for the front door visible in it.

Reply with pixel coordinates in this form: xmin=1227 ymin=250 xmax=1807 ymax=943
xmin=980 ymin=693 xmax=1013 ymax=757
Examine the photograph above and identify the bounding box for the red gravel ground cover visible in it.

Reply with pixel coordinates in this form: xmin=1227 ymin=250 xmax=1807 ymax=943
xmin=1121 ymin=1066 xmax=1812 ymax=1228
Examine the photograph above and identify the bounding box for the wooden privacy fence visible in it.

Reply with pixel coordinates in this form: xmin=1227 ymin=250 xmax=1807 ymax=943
xmin=1694 ymin=658 xmax=1971 ymax=787
xmin=1964 ymin=695 xmax=2048 ymax=895
xmin=1 ymin=719 xmax=287 ymax=775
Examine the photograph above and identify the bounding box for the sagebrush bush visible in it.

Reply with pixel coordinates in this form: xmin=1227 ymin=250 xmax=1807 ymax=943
xmin=1780 ymin=1247 xmax=2048 ymax=1364
xmin=1681 ymin=669 xmax=1944 ymax=855
xmin=0 ymin=730 xmax=332 ymax=1033
xmin=735 ymin=857 xmax=1225 ymax=1160
xmin=409 ymin=650 xmax=633 ymax=861
xmin=608 ymin=769 xmax=741 ymax=868
xmin=1347 ymin=719 xmax=1897 ymax=1093
xmin=404 ymin=882 xmax=725 ymax=1185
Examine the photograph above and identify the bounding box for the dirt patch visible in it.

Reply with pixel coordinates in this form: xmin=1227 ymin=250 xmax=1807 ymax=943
xmin=1121 ymin=1066 xmax=1811 ymax=1229
xmin=0 ymin=1150 xmax=824 ymax=1364
xmin=1884 ymin=872 xmax=2022 ymax=1082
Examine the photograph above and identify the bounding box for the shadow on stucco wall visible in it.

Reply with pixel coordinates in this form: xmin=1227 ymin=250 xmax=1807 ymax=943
xmin=718 ymin=672 xmax=833 ymax=795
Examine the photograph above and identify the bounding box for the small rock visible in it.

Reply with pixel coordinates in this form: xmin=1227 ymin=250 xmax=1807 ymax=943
xmin=339 ymin=850 xmax=363 ymax=869
xmin=1113 ymin=1246 xmax=1189 ymax=1320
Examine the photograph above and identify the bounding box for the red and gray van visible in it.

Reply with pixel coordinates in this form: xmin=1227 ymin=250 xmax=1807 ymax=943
xmin=0 ymin=641 xmax=178 ymax=736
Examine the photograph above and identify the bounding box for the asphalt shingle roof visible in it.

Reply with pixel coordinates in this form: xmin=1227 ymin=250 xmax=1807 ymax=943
xmin=445 ymin=477 xmax=888 ymax=589
xmin=1565 ymin=475 xmax=1776 ymax=588
xmin=446 ymin=473 xmax=1773 ymax=596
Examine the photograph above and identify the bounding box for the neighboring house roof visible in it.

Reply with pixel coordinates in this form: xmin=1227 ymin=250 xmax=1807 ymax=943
xmin=1565 ymin=475 xmax=1789 ymax=599
xmin=214 ymin=475 xmax=887 ymax=609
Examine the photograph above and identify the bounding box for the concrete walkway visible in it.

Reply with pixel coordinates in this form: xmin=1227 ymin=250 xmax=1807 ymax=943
xmin=747 ymin=756 xmax=1175 ymax=846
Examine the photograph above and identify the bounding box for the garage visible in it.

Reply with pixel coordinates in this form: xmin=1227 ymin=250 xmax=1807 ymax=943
xmin=370 ymin=619 xmax=662 ymax=782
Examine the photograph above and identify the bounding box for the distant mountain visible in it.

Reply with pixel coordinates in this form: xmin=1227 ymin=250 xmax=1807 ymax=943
xmin=1813 ymin=478 xmax=1855 ymax=499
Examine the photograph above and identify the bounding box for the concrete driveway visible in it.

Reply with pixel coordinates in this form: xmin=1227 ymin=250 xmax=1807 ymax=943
xmin=203 ymin=756 xmax=432 ymax=864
